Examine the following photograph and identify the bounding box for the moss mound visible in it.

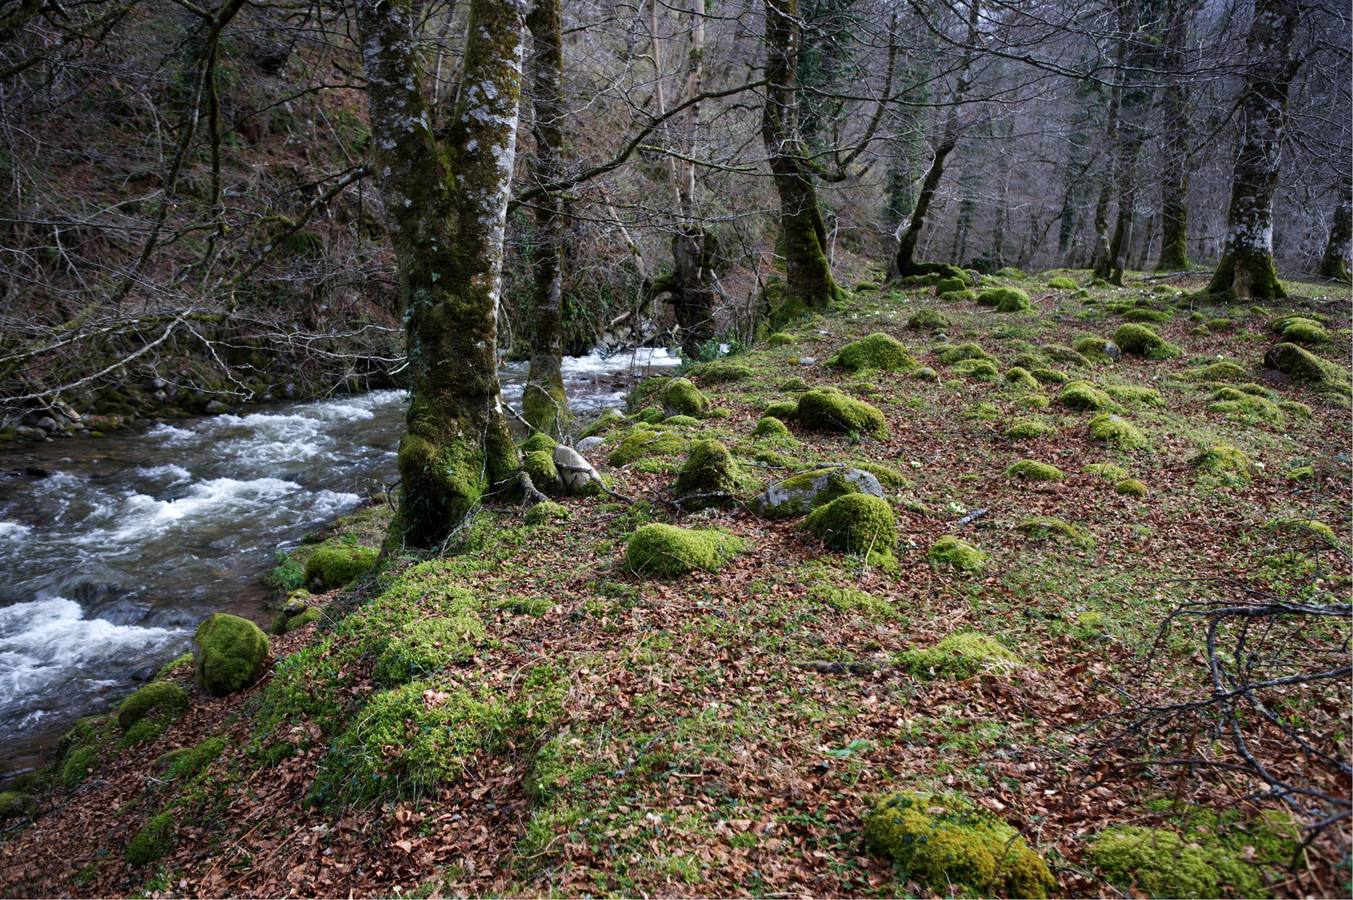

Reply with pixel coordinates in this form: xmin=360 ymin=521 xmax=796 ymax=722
xmin=752 ymin=416 xmax=790 ymax=438
xmin=763 ymin=399 xmax=800 ymax=420
xmin=658 ymin=377 xmax=711 ymax=416
xmin=1016 ymin=516 xmax=1094 ymax=548
xmin=804 ymin=494 xmax=896 ymax=565
xmin=524 ymin=500 xmax=569 ymax=525
xmin=827 ymin=332 xmax=916 ymax=372
xmin=1105 ymin=384 xmax=1162 ymax=405
xmin=1047 ymin=276 xmax=1078 ymax=290
xmin=674 ymin=440 xmax=742 ymax=508
xmin=927 ymin=536 xmax=987 ymax=573
xmin=304 ymin=543 xmax=379 ymax=590
xmin=194 ymin=612 xmax=269 ymax=697
xmin=1187 ymin=360 xmax=1248 ymax=382
xmin=939 ymin=288 xmax=977 ymax=302
xmin=1057 ymin=380 xmax=1116 ymax=412
xmin=1087 ymin=825 xmax=1272 ymax=898
xmin=895 ymin=632 xmax=1022 ymax=679
xmin=796 ymin=388 xmax=888 ymax=437
xmin=864 ymin=790 xmax=1054 ymax=897
xmin=608 ymin=428 xmax=687 ymax=467
xmin=1113 ymin=323 xmax=1180 ymax=359
xmin=125 ymin=810 xmax=175 ymax=866
xmin=1191 ymin=444 xmax=1253 ymax=485
xmin=1004 ymin=366 xmax=1040 ymax=391
xmin=1073 ymin=336 xmax=1116 ymax=364
xmin=976 ymin=286 xmax=1030 ymax=311
xmin=754 ymin=467 xmax=885 ymax=519
xmin=373 ymin=607 xmax=485 ymax=686
xmin=1032 ymin=367 xmax=1069 ymax=385
xmin=907 ymin=309 xmax=949 ymax=331
xmin=625 ymin=524 xmax=744 ymax=578
xmin=1269 ymin=315 xmax=1329 ymax=344
xmin=1088 ymin=414 xmax=1148 ymax=450
xmin=934 ymin=275 xmax=968 ymax=294
xmin=1115 ymin=478 xmax=1149 ymax=498
xmin=767 ymin=331 xmax=798 ymax=346
xmin=952 ymin=358 xmax=1000 ymax=380
xmin=518 ymin=431 xmax=557 ymax=453
xmin=1264 ymin=342 xmax=1352 ymax=394
xmin=522 ymin=448 xmax=561 ymax=492
xmin=692 ymin=360 xmax=753 ymax=383
xmin=1121 ymin=306 xmax=1171 ymax=324
xmin=1007 ymin=459 xmax=1065 ymax=482
xmin=117 ymin=681 xmax=188 ymax=731
xmin=1004 ymin=418 xmax=1056 ymax=440
xmin=156 ymin=735 xmax=228 ymax=781
xmin=578 ymin=408 xmax=624 ymax=439
xmin=0 ymin=791 xmax=36 ymax=821
xmin=934 ymin=342 xmax=994 ymax=365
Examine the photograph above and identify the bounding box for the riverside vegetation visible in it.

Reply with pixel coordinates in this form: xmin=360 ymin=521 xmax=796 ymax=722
xmin=0 ymin=267 xmax=1349 ymax=897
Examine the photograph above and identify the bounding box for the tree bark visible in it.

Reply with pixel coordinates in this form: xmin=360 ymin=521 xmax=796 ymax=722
xmin=1206 ymin=0 xmax=1299 ymax=301
xmin=357 ymin=0 xmax=526 ymax=549
xmin=1156 ymin=0 xmax=1196 ymax=270
xmin=1317 ymin=178 xmax=1352 ymax=281
xmin=762 ymin=0 xmax=841 ymax=319
xmin=522 ymin=0 xmax=569 ymax=436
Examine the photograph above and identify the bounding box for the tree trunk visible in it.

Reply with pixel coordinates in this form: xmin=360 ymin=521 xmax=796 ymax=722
xmin=1156 ymin=0 xmax=1195 ymax=270
xmin=1206 ymin=0 xmax=1298 ymax=301
xmin=1089 ymin=48 xmax=1124 ymax=279
xmin=522 ymin=0 xmax=568 ymax=437
xmin=357 ymin=0 xmax=525 ymax=549
xmin=762 ymin=0 xmax=840 ymax=318
xmin=1317 ymin=179 xmax=1352 ymax=281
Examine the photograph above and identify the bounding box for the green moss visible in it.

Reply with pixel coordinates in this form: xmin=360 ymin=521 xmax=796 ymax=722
xmin=939 ymin=288 xmax=977 ymax=302
xmin=674 ymin=440 xmax=743 ymax=508
xmin=1269 ymin=315 xmax=1329 ymax=344
xmin=117 ymin=682 xmax=188 ymax=731
xmin=808 ymin=583 xmax=898 ymax=619
xmin=1087 ymin=825 xmax=1269 ymax=898
xmin=962 ymin=402 xmax=1001 ymax=420
xmin=1007 ymin=459 xmax=1066 ymax=482
xmin=763 ymin=399 xmax=800 ymax=420
xmin=608 ymin=428 xmax=687 ymax=467
xmin=935 ymin=275 xmax=968 ymax=294
xmin=1042 ymin=344 xmax=1091 ymax=368
xmin=691 ymin=361 xmax=753 ymax=383
xmin=1016 ymin=516 xmax=1094 ymax=548
xmin=374 ymin=603 xmax=485 ymax=687
xmin=308 ymin=680 xmax=510 ymax=807
xmin=1113 ymin=323 xmax=1180 ymax=359
xmin=1058 ymin=380 xmax=1116 ymax=412
xmin=1266 ymin=517 xmax=1339 ymax=546
xmin=864 ymin=790 xmax=1054 ymax=898
xmin=194 ymin=613 xmax=269 ymax=697
xmin=1187 ymin=360 xmax=1248 ymax=382
xmin=912 ymin=366 xmax=938 ymax=380
xmin=0 ymin=791 xmax=37 ymax=821
xmin=976 ymin=286 xmax=1031 ymax=311
xmin=767 ymin=331 xmax=799 ymax=346
xmin=125 ymin=811 xmax=175 ymax=866
xmin=303 ymin=543 xmax=379 ymax=590
xmin=803 ymin=494 xmax=896 ymax=566
xmin=1031 ymin=367 xmax=1070 ymax=385
xmin=828 ymin=332 xmax=916 ymax=372
xmin=796 ymin=388 xmax=888 ymax=438
xmin=1088 ymin=414 xmax=1149 ymax=450
xmin=1208 ymin=392 xmax=1286 ymax=426
xmin=1191 ymin=444 xmax=1253 ymax=486
xmin=1264 ymin=342 xmax=1352 ymax=395
xmin=518 ymin=432 xmax=557 ymax=453
xmin=752 ymin=416 xmax=790 ymax=438
xmin=1121 ymin=307 xmax=1171 ymax=324
xmin=1115 ymin=478 xmax=1148 ymax=498
xmin=1004 ymin=418 xmax=1056 ymax=439
xmin=1105 ymin=384 xmax=1162 ymax=406
xmin=625 ymin=524 xmax=744 ymax=578
xmin=658 ymin=377 xmax=711 ymax=416
xmin=848 ymin=461 xmax=911 ymax=488
xmin=155 ymin=652 xmax=193 ymax=680
xmin=952 ymin=358 xmax=1000 ymax=380
xmin=895 ymin=632 xmax=1022 ymax=679
xmin=1083 ymin=463 xmax=1128 ymax=482
xmin=156 ymin=735 xmax=228 ymax=781
xmin=934 ymin=342 xmax=994 ymax=365
xmin=1004 ymin=366 xmax=1040 ymax=391
xmin=1047 ymin=276 xmax=1078 ymax=290
xmin=524 ymin=500 xmax=569 ymax=525
xmin=522 ymin=448 xmax=561 ymax=493
xmin=927 ymin=536 xmax=987 ymax=573
xmin=907 ymin=309 xmax=950 ymax=331
xmin=578 ymin=408 xmax=624 ymax=439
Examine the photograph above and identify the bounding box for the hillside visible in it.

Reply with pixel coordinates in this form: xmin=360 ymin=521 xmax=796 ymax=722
xmin=1 ymin=269 xmax=1348 ymax=897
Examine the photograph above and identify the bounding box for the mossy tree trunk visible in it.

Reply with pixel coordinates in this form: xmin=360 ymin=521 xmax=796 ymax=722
xmin=1317 ymin=178 xmax=1352 ymax=281
xmin=356 ymin=0 xmax=526 ymax=549
xmin=1089 ymin=44 xmax=1124 ymax=278
xmin=884 ymin=64 xmax=928 ymax=231
xmin=1156 ymin=0 xmax=1196 ymax=271
xmin=522 ymin=0 xmax=569 ymax=437
xmin=1206 ymin=0 xmax=1298 ymax=301
xmin=893 ymin=0 xmax=979 ymax=277
xmin=762 ymin=0 xmax=841 ymax=313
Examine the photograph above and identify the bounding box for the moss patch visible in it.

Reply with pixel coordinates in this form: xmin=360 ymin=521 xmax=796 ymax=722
xmin=1191 ymin=444 xmax=1253 ymax=486
xmin=304 ymin=543 xmax=379 ymax=590
xmin=194 ymin=612 xmax=269 ymax=697
xmin=608 ymin=428 xmax=687 ymax=467
xmin=524 ymin=500 xmax=570 ymax=525
xmin=1086 ymin=824 xmax=1278 ymax=898
xmin=125 ymin=810 xmax=175 ymax=866
xmin=625 ymin=524 xmax=744 ymax=578
xmin=803 ymin=494 xmax=896 ymax=566
xmin=1007 ymin=459 xmax=1066 ymax=482
xmin=674 ymin=440 xmax=744 ymax=508
xmin=796 ymin=388 xmax=888 ymax=438
xmin=1088 ymin=414 xmax=1148 ymax=450
xmin=895 ymin=632 xmax=1022 ymax=679
xmin=1004 ymin=418 xmax=1056 ymax=439
xmin=1264 ymin=343 xmax=1352 ymax=395
xmin=1016 ymin=516 xmax=1094 ymax=548
xmin=827 ymin=332 xmax=916 ymax=372
xmin=658 ymin=378 xmax=711 ymax=416
xmin=927 ymin=536 xmax=987 ymax=573
xmin=1113 ymin=323 xmax=1180 ymax=359
xmin=117 ymin=682 xmax=188 ymax=731
xmin=1058 ymin=380 xmax=1116 ymax=412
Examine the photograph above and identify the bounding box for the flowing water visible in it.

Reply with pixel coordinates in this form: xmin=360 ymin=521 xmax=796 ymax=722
xmin=0 ymin=348 xmax=679 ymax=779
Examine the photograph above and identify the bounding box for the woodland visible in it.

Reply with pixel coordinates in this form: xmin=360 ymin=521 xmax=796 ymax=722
xmin=0 ymin=0 xmax=1350 ymax=897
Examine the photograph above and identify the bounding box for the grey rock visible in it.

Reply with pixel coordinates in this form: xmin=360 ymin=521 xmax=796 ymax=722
xmin=798 ymin=356 xmax=818 ymax=366
xmin=34 ymin=417 xmax=58 ymax=432
xmin=15 ymin=427 xmax=42 ymax=439
xmin=553 ymin=445 xmax=602 ymax=495
xmin=1103 ymin=342 xmax=1122 ymax=361
xmin=282 ymin=594 xmax=310 ymax=615
xmin=575 ymin=436 xmax=605 ymax=453
xmin=204 ymin=399 xmax=229 ymax=414
xmin=752 ymin=467 xmax=883 ymax=518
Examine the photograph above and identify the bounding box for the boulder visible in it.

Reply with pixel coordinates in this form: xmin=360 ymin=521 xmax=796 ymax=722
xmin=753 ymin=467 xmax=884 ymax=519
xmin=575 ymin=436 xmax=605 ymax=453
xmin=553 ymin=444 xmax=602 ymax=495
xmin=194 ymin=612 xmax=269 ymax=696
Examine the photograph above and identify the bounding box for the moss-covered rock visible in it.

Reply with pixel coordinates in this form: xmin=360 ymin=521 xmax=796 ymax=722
xmin=1269 ymin=315 xmax=1329 ymax=344
xmin=907 ymin=309 xmax=950 ymax=331
xmin=1016 ymin=516 xmax=1094 ymax=548
xmin=827 ymin=332 xmax=916 ymax=372
xmin=0 ymin=791 xmax=37 ymax=821
xmin=518 ymin=432 xmax=557 ymax=453
xmin=864 ymin=790 xmax=1054 ymax=898
xmin=1208 ymin=391 xmax=1286 ymax=426
xmin=1007 ymin=459 xmax=1066 ymax=482
xmin=625 ymin=524 xmax=744 ymax=577
xmin=912 ymin=365 xmax=938 ymax=381
xmin=927 ymin=536 xmax=987 ymax=573
xmin=1104 ymin=384 xmax=1162 ymax=406
xmin=1058 ymin=380 xmax=1116 ymax=412
xmin=1004 ymin=366 xmax=1040 ymax=391
xmin=1047 ymin=276 xmax=1078 ymax=290
xmin=952 ymin=358 xmax=1000 ymax=380
xmin=895 ymin=632 xmax=1023 ymax=679
xmin=658 ymin=377 xmax=711 ymax=416
xmin=1087 ymin=825 xmax=1270 ymax=898
xmin=803 ymin=494 xmax=896 ymax=565
xmin=763 ymin=399 xmax=800 ymax=420
xmin=1263 ymin=342 xmax=1352 ymax=394
xmin=522 ymin=448 xmax=561 ymax=493
xmin=939 ymin=288 xmax=977 ymax=302
xmin=608 ymin=428 xmax=687 ymax=467
xmin=303 ymin=543 xmax=379 ymax=590
xmin=674 ymin=440 xmax=743 ymax=508
xmin=1042 ymin=344 xmax=1091 ymax=368
xmin=752 ymin=416 xmax=790 ymax=438
xmin=796 ymin=388 xmax=888 ymax=437
xmin=691 ymin=360 xmax=753 ymax=383
xmin=753 ymin=467 xmax=884 ymax=519
xmin=1115 ymin=478 xmax=1148 ymax=498
xmin=194 ymin=612 xmax=269 ymax=697
xmin=1191 ymin=444 xmax=1253 ymax=486
xmin=767 ymin=331 xmax=799 ymax=346
xmin=1084 ymin=462 xmax=1129 ymax=482
xmin=578 ymin=408 xmax=624 ymax=439
xmin=1266 ymin=517 xmax=1340 ymax=547
xmin=1032 ymin=367 xmax=1070 ymax=385
xmin=1113 ymin=323 xmax=1180 ymax=359
xmin=1187 ymin=360 xmax=1248 ymax=382
xmin=1073 ymin=336 xmax=1117 ymax=364
xmin=934 ymin=275 xmax=969 ymax=294
xmin=1121 ymin=306 xmax=1171 ymax=324
xmin=117 ymin=681 xmax=188 ymax=731
xmin=1088 ymin=414 xmax=1148 ymax=450
xmin=977 ymin=286 xmax=1030 ymax=311
xmin=125 ymin=810 xmax=175 ymax=866
xmin=1004 ymin=418 xmax=1056 ymax=439
xmin=524 ymin=500 xmax=569 ymax=525
xmin=934 ymin=342 xmax=994 ymax=365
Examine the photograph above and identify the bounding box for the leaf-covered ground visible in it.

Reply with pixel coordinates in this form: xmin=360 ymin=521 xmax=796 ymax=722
xmin=2 ymin=269 xmax=1350 ymax=898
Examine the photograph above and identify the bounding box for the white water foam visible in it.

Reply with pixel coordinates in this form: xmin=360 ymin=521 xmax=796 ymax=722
xmin=0 ymin=522 xmax=31 ymax=543
xmin=102 ymin=477 xmax=306 ymax=542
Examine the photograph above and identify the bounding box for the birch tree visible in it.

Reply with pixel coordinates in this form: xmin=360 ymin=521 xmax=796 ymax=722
xmin=357 ymin=0 xmax=527 ymax=548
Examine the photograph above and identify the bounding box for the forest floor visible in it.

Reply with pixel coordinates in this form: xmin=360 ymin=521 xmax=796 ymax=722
xmin=1 ymin=267 xmax=1350 ymax=898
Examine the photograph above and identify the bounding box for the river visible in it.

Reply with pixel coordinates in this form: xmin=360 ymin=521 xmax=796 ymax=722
xmin=0 ymin=348 xmax=679 ymax=780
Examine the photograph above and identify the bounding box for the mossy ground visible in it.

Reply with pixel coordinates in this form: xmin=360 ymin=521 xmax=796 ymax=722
xmin=3 ymin=268 xmax=1348 ymax=897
